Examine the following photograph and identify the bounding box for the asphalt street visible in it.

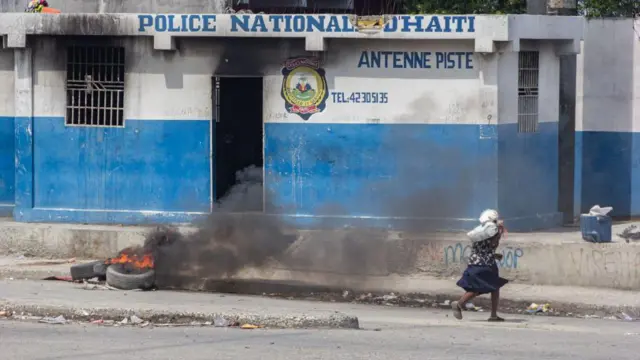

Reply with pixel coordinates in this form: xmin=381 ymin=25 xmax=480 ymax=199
xmin=3 ymin=308 xmax=640 ymax=360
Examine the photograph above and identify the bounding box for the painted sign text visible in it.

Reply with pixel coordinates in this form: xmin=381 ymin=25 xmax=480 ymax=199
xmin=358 ymin=51 xmax=474 ymax=69
xmin=138 ymin=14 xmax=475 ymax=34
xmin=331 ymin=92 xmax=389 ymax=104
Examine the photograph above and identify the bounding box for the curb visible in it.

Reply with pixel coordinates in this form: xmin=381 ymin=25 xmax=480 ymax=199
xmin=258 ymin=288 xmax=636 ymax=320
xmin=407 ymin=293 xmax=636 ymax=320
xmin=0 ymin=301 xmax=361 ymax=329
xmin=1 ymin=268 xmax=635 ymax=321
xmin=170 ymin=278 xmax=636 ymax=320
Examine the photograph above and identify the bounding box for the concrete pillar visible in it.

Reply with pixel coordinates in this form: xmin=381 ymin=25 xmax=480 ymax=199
xmin=13 ymin=47 xmax=34 ymax=214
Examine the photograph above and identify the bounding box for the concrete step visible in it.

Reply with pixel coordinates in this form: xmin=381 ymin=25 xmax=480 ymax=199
xmin=1 ymin=218 xmax=640 ymax=290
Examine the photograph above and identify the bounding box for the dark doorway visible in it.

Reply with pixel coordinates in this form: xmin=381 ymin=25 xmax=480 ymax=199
xmin=213 ymin=76 xmax=264 ymax=210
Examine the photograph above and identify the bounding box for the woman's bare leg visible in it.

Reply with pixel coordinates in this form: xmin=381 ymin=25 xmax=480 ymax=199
xmin=451 ymin=292 xmax=478 ymax=320
xmin=459 ymin=292 xmax=478 ymax=307
xmin=489 ymin=290 xmax=504 ymax=321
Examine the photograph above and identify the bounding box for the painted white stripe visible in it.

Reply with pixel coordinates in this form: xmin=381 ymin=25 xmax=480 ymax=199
xmin=32 ymin=37 xmax=215 ymax=120
xmin=633 ymin=20 xmax=640 ymax=132
xmin=538 ymin=42 xmax=559 ymax=124
xmin=264 ymin=75 xmax=483 ymax=124
xmin=577 ymin=19 xmax=638 ymax=133
xmin=265 ymin=39 xmax=490 ymax=125
xmin=497 ymin=52 xmax=517 ymax=125
xmin=33 ymin=71 xmax=214 ymax=120
xmin=0 ymin=50 xmax=14 ymax=117
xmin=126 ymin=73 xmax=212 ymax=120
xmin=495 ymin=43 xmax=558 ymax=126
xmin=33 ymin=70 xmax=214 ymax=120
xmin=21 ymin=34 xmax=565 ymax=127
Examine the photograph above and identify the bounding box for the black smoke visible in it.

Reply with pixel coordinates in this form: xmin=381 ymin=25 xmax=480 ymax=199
xmin=146 ymin=166 xmax=298 ymax=289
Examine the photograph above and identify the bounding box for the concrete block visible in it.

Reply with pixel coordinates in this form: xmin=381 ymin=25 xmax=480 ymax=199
xmin=6 ymin=33 xmax=26 ymax=48
xmin=305 ymin=35 xmax=327 ymax=52
xmin=153 ymin=34 xmax=176 ymax=51
xmin=0 ymin=220 xmax=149 ymax=258
xmin=474 ymin=38 xmax=496 ymax=53
xmin=3 ymin=219 xmax=640 ymax=291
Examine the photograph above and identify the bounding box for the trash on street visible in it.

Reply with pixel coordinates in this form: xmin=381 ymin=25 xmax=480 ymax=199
xmin=241 ymin=324 xmax=260 ymax=329
xmin=525 ymin=303 xmax=551 ymax=314
xmin=465 ymin=302 xmax=483 ymax=312
xmin=38 ymin=315 xmax=67 ymax=325
xmin=620 ymin=312 xmax=636 ymax=321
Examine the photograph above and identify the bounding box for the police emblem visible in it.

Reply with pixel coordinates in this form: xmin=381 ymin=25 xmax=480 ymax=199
xmin=280 ymin=57 xmax=328 ymax=121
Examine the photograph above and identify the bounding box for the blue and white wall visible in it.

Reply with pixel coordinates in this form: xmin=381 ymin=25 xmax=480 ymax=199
xmin=0 ymin=30 xmax=571 ymax=230
xmin=264 ymin=39 xmax=492 ymax=230
xmin=576 ymin=19 xmax=640 ymax=218
xmin=0 ymin=49 xmax=14 ymax=216
xmin=15 ymin=37 xmax=214 ymax=223
xmin=263 ymin=39 xmax=561 ymax=230
xmin=497 ymin=42 xmax=561 ymax=229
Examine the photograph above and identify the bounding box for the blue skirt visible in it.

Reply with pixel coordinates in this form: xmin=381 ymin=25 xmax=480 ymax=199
xmin=456 ymin=264 xmax=508 ymax=295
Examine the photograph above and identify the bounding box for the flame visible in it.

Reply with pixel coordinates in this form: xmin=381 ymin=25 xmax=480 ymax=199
xmin=106 ymin=252 xmax=154 ymax=269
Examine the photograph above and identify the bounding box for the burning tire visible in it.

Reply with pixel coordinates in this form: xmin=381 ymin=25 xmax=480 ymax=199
xmin=70 ymin=261 xmax=108 ymax=281
xmin=106 ymin=264 xmax=155 ymax=290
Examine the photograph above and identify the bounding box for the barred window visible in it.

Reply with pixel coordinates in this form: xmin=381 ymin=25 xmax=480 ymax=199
xmin=66 ymin=46 xmax=125 ymax=127
xmin=517 ymin=51 xmax=539 ymax=133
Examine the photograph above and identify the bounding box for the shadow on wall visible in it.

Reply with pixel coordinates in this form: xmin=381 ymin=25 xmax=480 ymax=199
xmin=578 ymin=131 xmax=636 ymax=218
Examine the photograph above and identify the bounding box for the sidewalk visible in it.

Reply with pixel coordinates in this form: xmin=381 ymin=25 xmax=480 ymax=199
xmin=1 ymin=278 xmax=639 ymax=333
xmin=0 ymin=279 xmax=359 ymax=329
xmin=1 ymin=260 xmax=639 ymax=321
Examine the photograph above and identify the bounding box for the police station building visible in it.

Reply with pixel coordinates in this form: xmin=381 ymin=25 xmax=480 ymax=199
xmin=0 ymin=13 xmax=582 ymax=231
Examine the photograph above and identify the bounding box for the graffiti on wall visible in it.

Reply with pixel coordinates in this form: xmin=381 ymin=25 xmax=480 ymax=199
xmin=444 ymin=242 xmax=524 ymax=269
xmin=280 ymin=57 xmax=328 ymax=121
xmin=568 ymin=248 xmax=640 ymax=287
xmin=138 ymin=14 xmax=476 ymax=34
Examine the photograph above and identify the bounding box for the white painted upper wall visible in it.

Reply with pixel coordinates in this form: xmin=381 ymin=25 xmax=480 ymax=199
xmin=0 ymin=49 xmax=14 ymax=117
xmin=634 ymin=19 xmax=640 ymax=132
xmin=576 ymin=18 xmax=638 ymax=132
xmin=27 ymin=34 xmax=564 ymax=127
xmin=32 ymin=37 xmax=222 ymax=120
xmin=494 ymin=41 xmax=559 ymax=125
xmin=263 ymin=39 xmax=489 ymax=125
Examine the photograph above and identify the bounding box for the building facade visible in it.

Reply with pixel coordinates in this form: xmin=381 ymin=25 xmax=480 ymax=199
xmin=0 ymin=13 xmax=582 ymax=231
xmin=575 ymin=18 xmax=640 ymax=220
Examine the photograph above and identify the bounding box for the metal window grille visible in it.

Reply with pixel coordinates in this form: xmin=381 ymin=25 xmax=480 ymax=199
xmin=517 ymin=51 xmax=539 ymax=133
xmin=65 ymin=46 xmax=125 ymax=127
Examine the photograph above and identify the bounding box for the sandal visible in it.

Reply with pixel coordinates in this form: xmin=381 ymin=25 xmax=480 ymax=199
xmin=451 ymin=301 xmax=463 ymax=320
xmin=487 ymin=316 xmax=505 ymax=322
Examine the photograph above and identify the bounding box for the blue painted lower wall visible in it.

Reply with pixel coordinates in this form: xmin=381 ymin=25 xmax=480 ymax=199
xmin=575 ymin=131 xmax=640 ymax=218
xmin=498 ymin=122 xmax=562 ymax=230
xmin=265 ymin=122 xmax=560 ymax=231
xmin=9 ymin=117 xmax=562 ymax=230
xmin=14 ymin=117 xmax=211 ymax=223
xmin=265 ymin=123 xmax=497 ymax=230
xmin=0 ymin=116 xmax=14 ymax=216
